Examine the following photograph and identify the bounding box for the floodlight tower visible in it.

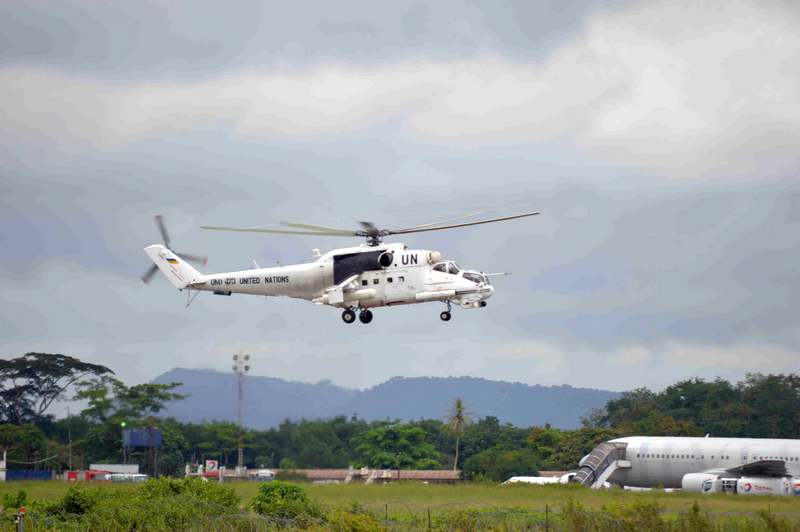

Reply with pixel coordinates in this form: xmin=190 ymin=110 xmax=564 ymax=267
xmin=232 ymin=351 xmax=250 ymax=475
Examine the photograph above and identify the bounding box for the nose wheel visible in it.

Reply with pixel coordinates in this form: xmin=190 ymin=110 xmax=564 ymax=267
xmin=440 ymin=301 xmax=452 ymax=321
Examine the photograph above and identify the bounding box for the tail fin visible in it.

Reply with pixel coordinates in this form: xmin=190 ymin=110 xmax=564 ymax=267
xmin=144 ymin=244 xmax=205 ymax=289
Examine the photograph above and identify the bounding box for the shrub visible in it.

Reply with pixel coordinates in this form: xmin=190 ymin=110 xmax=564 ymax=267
xmin=42 ymin=485 xmax=106 ymax=517
xmin=139 ymin=476 xmax=240 ymax=511
xmin=1 ymin=490 xmax=27 ymax=512
xmin=250 ymin=481 xmax=323 ymax=522
xmin=677 ymin=501 xmax=714 ymax=532
xmin=327 ymin=508 xmax=384 ymax=532
xmin=32 ymin=477 xmax=241 ymax=530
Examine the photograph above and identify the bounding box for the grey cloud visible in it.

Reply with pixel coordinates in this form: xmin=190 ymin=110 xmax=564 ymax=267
xmin=0 ymin=0 xmax=606 ymax=78
xmin=1 ymin=0 xmax=798 ymax=394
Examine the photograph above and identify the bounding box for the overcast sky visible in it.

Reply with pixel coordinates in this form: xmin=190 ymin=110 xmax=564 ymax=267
xmin=1 ymin=0 xmax=798 ymax=396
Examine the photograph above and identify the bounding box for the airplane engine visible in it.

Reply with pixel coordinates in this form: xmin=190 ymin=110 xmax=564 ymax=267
xmin=681 ymin=473 xmax=721 ymax=493
xmin=378 ymin=252 xmax=393 ymax=268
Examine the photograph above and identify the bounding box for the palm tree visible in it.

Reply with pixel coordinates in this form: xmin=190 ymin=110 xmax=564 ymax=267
xmin=445 ymin=397 xmax=473 ymax=471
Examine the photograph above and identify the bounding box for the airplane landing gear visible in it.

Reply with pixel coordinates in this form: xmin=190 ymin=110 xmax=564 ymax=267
xmin=342 ymin=309 xmax=356 ymax=324
xmin=359 ymin=309 xmax=373 ymax=324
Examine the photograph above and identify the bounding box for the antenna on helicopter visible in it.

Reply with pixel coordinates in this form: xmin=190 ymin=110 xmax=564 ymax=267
xmin=141 ymin=214 xmax=208 ymax=283
xmin=201 ymin=210 xmax=540 ymax=246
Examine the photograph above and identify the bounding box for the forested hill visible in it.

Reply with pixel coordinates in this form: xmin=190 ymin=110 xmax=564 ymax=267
xmin=152 ymin=368 xmax=619 ymax=429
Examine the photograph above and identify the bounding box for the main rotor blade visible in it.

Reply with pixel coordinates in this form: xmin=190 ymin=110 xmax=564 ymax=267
xmin=141 ymin=264 xmax=159 ymax=284
xmin=388 ymin=211 xmax=540 ymax=235
xmin=357 ymin=221 xmax=379 ymax=235
xmin=201 ymin=225 xmax=358 ymax=237
xmin=280 ymin=222 xmax=359 ymax=235
xmin=154 ymin=214 xmax=170 ymax=248
xmin=395 ymin=210 xmax=487 ymax=232
xmin=175 ymin=252 xmax=208 ymax=266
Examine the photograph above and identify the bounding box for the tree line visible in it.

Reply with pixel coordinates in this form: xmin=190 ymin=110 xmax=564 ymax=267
xmin=1 ymin=353 xmax=798 ymax=481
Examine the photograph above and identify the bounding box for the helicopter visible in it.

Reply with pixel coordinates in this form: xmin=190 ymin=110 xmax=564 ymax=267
xmin=142 ymin=211 xmax=538 ymax=323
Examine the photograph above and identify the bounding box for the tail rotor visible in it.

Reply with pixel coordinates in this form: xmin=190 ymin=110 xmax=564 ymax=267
xmin=141 ymin=214 xmax=207 ymax=284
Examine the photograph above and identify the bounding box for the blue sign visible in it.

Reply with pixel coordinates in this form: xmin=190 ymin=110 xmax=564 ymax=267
xmin=122 ymin=428 xmax=163 ymax=448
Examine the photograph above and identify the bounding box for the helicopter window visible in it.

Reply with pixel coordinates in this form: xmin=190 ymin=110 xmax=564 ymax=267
xmin=433 ymin=263 xmax=447 ymax=273
xmin=463 ymin=272 xmax=482 ymax=284
xmin=373 ymin=278 xmax=379 ymax=285
xmin=447 ymin=263 xmax=460 ymax=275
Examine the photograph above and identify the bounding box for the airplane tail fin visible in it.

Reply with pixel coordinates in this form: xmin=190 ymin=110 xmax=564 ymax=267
xmin=144 ymin=244 xmax=205 ymax=290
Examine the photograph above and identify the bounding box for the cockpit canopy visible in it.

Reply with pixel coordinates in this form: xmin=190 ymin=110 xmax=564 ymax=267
xmin=462 ymin=272 xmax=484 ymax=284
xmin=432 ymin=261 xmax=461 ymax=275
xmin=432 ymin=262 xmax=489 ymax=285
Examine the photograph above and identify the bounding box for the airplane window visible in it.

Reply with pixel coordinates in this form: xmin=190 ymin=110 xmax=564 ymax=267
xmin=433 ymin=263 xmax=447 ymax=273
xmin=447 ymin=263 xmax=460 ymax=275
xmin=399 ymin=276 xmax=405 ymax=282
xmin=361 ymin=280 xmax=368 ymax=286
xmin=373 ymin=279 xmax=379 ymax=285
xmin=387 ymin=277 xmax=393 ymax=283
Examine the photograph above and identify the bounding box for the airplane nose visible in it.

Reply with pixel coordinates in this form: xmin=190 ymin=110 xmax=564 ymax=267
xmin=483 ymin=285 xmax=494 ymax=298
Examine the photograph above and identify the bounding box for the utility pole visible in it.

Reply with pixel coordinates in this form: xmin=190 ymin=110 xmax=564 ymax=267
xmin=232 ymin=351 xmax=250 ymax=477
xmin=67 ymin=407 xmax=72 ymax=471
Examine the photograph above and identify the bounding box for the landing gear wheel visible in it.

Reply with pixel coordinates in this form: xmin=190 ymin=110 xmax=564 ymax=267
xmin=359 ymin=309 xmax=373 ymax=324
xmin=440 ymin=311 xmax=451 ymax=322
xmin=342 ymin=309 xmax=356 ymax=324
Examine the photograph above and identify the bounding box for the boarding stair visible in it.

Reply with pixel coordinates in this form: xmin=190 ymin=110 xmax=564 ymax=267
xmin=571 ymin=441 xmax=629 ymax=488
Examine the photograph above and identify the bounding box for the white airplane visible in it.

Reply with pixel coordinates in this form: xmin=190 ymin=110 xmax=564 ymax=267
xmin=142 ymin=211 xmax=538 ymax=323
xmin=574 ymin=436 xmax=800 ymax=496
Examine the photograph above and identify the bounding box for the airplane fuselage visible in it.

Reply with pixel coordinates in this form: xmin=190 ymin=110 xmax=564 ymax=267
xmin=607 ymin=436 xmax=800 ymax=489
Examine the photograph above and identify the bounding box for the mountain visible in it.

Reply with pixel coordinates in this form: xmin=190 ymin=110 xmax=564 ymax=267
xmin=152 ymin=368 xmax=619 ymax=429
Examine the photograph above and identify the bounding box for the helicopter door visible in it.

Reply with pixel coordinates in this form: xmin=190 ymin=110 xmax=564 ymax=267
xmin=385 ymin=273 xmax=413 ymax=304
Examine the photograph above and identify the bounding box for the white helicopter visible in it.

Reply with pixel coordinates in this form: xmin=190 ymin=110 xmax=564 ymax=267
xmin=142 ymin=211 xmax=538 ymax=323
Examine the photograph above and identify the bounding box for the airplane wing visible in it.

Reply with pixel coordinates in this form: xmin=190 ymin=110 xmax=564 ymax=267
xmin=725 ymin=460 xmax=788 ymax=477
xmin=702 ymin=460 xmax=788 ymax=478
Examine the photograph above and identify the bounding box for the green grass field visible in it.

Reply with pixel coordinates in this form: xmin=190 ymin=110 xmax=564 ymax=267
xmin=3 ymin=480 xmax=800 ymax=530
xmin=4 ymin=479 xmax=800 ymax=514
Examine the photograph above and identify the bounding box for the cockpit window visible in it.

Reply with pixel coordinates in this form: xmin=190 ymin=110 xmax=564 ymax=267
xmin=447 ymin=263 xmax=460 ymax=275
xmin=463 ymin=272 xmax=482 ymax=284
xmin=433 ymin=263 xmax=447 ymax=273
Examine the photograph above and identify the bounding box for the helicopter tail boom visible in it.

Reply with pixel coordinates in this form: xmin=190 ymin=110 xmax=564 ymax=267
xmin=144 ymin=244 xmax=205 ymax=290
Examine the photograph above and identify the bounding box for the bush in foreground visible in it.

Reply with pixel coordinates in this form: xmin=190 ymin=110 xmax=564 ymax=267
xmin=29 ymin=477 xmax=240 ymax=530
xmin=250 ymin=480 xmax=323 ymax=525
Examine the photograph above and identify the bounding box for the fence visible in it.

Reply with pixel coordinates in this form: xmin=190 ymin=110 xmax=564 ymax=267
xmin=5 ymin=470 xmax=53 ymax=481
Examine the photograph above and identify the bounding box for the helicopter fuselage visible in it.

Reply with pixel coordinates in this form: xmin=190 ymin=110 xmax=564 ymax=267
xmin=196 ymin=243 xmax=493 ymax=309
xmin=145 ymin=242 xmax=493 ymax=319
